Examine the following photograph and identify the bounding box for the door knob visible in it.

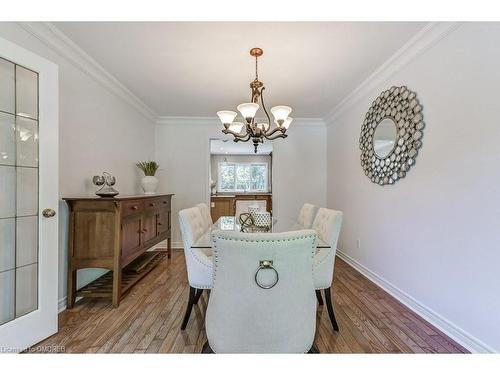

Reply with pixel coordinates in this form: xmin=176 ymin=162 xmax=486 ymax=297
xmin=42 ymin=208 xmax=56 ymax=218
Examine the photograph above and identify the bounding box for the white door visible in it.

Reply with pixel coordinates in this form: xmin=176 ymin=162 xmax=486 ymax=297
xmin=0 ymin=36 xmax=59 ymax=352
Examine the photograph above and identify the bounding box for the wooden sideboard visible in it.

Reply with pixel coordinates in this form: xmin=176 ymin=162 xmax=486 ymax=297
xmin=63 ymin=194 xmax=173 ymax=308
xmin=210 ymin=194 xmax=272 ymax=221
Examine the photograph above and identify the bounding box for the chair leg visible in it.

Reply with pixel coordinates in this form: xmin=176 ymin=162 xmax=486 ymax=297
xmin=315 ymin=290 xmax=324 ymax=306
xmin=193 ymin=289 xmax=203 ymax=304
xmin=181 ymin=286 xmax=196 ymax=330
xmin=201 ymin=340 xmax=214 ymax=353
xmin=308 ymin=344 xmax=320 ymax=353
xmin=324 ymin=287 xmax=339 ymax=331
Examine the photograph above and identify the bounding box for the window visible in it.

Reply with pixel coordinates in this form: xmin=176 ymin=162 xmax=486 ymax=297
xmin=218 ymin=163 xmax=268 ymax=192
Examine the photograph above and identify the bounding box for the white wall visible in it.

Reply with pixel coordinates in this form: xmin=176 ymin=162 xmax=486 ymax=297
xmin=156 ymin=118 xmax=326 ymax=246
xmin=326 ymin=23 xmax=500 ymax=352
xmin=0 ymin=23 xmax=156 ymax=304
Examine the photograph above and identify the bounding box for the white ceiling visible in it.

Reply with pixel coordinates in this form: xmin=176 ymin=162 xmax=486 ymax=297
xmin=210 ymin=139 xmax=272 ymax=155
xmin=54 ymin=22 xmax=426 ymax=118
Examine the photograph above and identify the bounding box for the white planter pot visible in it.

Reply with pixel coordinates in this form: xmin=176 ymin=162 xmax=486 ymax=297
xmin=141 ymin=176 xmax=159 ymax=195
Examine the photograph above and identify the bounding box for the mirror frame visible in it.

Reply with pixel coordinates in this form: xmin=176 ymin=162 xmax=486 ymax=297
xmin=359 ymin=86 xmax=425 ymax=185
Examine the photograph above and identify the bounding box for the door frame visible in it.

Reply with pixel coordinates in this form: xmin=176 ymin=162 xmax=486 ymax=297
xmin=0 ymin=36 xmax=59 ymax=352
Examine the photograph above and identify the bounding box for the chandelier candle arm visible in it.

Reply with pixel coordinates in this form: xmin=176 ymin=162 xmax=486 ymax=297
xmin=266 ymin=132 xmax=288 ymax=141
xmin=263 ymin=125 xmax=287 ymax=139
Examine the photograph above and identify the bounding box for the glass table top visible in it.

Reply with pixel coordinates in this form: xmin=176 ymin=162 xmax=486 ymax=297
xmin=191 ymin=216 xmax=330 ymax=249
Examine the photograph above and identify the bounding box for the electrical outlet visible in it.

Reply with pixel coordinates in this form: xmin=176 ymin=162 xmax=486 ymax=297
xmin=356 ymin=239 xmax=361 ymax=249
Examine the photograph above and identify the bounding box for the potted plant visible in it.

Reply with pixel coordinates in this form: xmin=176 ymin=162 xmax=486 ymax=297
xmin=136 ymin=161 xmax=160 ymax=194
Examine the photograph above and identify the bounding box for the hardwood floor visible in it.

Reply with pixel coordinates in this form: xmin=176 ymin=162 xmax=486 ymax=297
xmin=36 ymin=250 xmax=468 ymax=353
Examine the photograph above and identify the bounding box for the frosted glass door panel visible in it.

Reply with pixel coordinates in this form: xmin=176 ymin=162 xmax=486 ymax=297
xmin=15 ymin=65 xmax=38 ymax=119
xmin=15 ymin=263 xmax=37 ymax=318
xmin=0 ymin=58 xmax=15 ymax=113
xmin=16 ymin=216 xmax=38 ymax=267
xmin=0 ymin=218 xmax=15 ymax=272
xmin=0 ymin=112 xmax=15 ymax=166
xmin=16 ymin=167 xmax=38 ymax=217
xmin=0 ymin=166 xmax=16 ymax=218
xmin=0 ymin=270 xmax=15 ymax=325
xmin=16 ymin=117 xmax=38 ymax=167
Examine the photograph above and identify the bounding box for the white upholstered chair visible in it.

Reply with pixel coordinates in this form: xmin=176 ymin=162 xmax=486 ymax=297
xmin=235 ymin=200 xmax=267 ymax=218
xmin=178 ymin=206 xmax=213 ymax=330
xmin=204 ymin=230 xmax=318 ymax=353
xmin=293 ymin=203 xmax=318 ymax=230
xmin=312 ymin=208 xmax=343 ymax=331
xmin=196 ymin=202 xmax=213 ymax=231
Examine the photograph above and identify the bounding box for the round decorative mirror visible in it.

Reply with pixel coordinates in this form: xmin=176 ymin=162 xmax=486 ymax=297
xmin=359 ymin=86 xmax=425 ymax=185
xmin=373 ymin=118 xmax=397 ymax=158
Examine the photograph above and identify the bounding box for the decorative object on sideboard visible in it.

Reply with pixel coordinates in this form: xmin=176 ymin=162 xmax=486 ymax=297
xmin=136 ymin=160 xmax=160 ymax=194
xmin=217 ymin=47 xmax=293 ymax=153
xmin=359 ymin=86 xmax=424 ymax=185
xmin=210 ymin=179 xmax=217 ymax=195
xmin=92 ymin=171 xmax=119 ymax=197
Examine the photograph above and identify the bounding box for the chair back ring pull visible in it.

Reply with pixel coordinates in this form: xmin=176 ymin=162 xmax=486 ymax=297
xmin=255 ymin=260 xmax=279 ymax=289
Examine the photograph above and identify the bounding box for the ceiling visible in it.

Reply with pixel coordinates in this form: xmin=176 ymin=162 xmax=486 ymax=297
xmin=54 ymin=22 xmax=426 ymax=118
xmin=210 ymin=139 xmax=272 ymax=155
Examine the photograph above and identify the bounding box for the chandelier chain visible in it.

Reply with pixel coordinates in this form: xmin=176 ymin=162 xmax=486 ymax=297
xmin=255 ymin=56 xmax=258 ymax=80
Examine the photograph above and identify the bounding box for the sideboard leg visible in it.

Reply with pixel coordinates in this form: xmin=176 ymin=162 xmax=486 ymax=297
xmin=67 ymin=269 xmax=76 ymax=309
xmin=112 ymin=267 xmax=122 ymax=308
xmin=167 ymin=237 xmax=172 ymax=259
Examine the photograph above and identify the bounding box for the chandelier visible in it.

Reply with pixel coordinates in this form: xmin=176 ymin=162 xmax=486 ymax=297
xmin=217 ymin=47 xmax=293 ymax=153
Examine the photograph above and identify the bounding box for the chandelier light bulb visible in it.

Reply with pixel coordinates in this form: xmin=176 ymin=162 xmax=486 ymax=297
xmin=271 ymin=105 xmax=292 ymax=125
xmin=228 ymin=122 xmax=244 ymax=134
xmin=282 ymin=117 xmax=293 ymax=129
xmin=217 ymin=110 xmax=237 ymax=127
xmin=237 ymin=103 xmax=260 ymax=122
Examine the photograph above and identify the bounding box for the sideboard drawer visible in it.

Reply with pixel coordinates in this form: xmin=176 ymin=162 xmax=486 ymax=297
xmin=122 ymin=200 xmax=144 ymax=217
xmin=159 ymin=197 xmax=170 ymax=210
xmin=144 ymin=198 xmax=162 ymax=211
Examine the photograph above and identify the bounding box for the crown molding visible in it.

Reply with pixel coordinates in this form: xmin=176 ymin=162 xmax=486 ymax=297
xmin=18 ymin=22 xmax=157 ymax=122
xmin=324 ymin=22 xmax=463 ymax=125
xmin=156 ymin=116 xmax=325 ymax=127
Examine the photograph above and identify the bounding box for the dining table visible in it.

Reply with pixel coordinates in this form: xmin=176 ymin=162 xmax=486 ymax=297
xmin=191 ymin=216 xmax=331 ymax=249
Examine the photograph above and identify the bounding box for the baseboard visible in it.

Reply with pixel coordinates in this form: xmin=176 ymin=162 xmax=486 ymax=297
xmin=171 ymin=241 xmax=183 ymax=249
xmin=58 ymin=296 xmax=82 ymax=313
xmin=336 ymin=250 xmax=496 ymax=353
xmin=147 ymin=240 xmax=183 ymax=250
xmin=147 ymin=240 xmax=168 ymax=251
